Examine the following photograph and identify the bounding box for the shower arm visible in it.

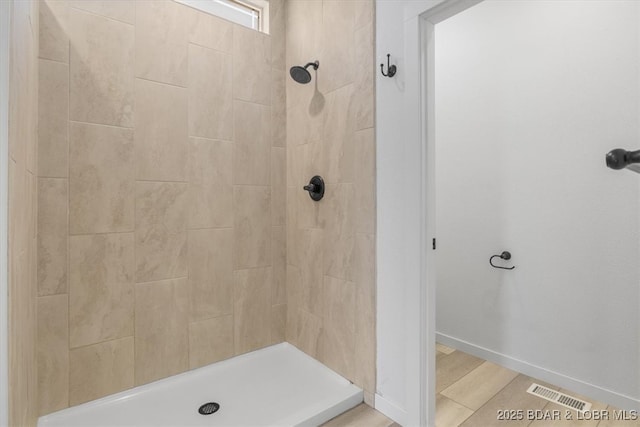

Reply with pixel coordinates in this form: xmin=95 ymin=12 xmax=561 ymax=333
xmin=304 ymin=61 xmax=319 ymax=70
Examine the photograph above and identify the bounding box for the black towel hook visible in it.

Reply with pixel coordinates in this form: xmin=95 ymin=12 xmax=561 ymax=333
xmin=380 ymin=54 xmax=396 ymax=78
xmin=490 ymin=251 xmax=515 ymax=270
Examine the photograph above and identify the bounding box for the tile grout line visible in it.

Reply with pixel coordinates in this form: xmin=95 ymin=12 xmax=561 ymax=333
xmin=37 ymin=55 xmax=68 ymax=65
xmin=188 ymin=40 xmax=232 ymax=57
xmin=438 ymin=391 xmax=476 ymax=414
xmin=451 ymin=372 xmax=522 ymax=422
xmin=68 ymin=5 xmax=134 ymax=27
xmin=132 ymin=0 xmax=138 ymax=389
xmin=66 ymin=26 xmax=72 ymax=409
xmin=68 ymin=335 xmax=134 ymax=353
xmin=68 ymin=119 xmax=133 ymax=131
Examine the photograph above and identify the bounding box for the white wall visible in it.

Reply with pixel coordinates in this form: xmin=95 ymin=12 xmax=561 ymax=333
xmin=375 ymin=0 xmax=411 ymax=417
xmin=376 ymin=1 xmax=447 ymax=424
xmin=435 ymin=0 xmax=640 ymax=407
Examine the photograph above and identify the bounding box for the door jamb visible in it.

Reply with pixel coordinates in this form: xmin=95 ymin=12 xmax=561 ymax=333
xmin=416 ymin=1 xmax=483 ymax=425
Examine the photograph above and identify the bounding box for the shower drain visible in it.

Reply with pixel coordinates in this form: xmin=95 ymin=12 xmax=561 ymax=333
xmin=198 ymin=402 xmax=220 ymax=415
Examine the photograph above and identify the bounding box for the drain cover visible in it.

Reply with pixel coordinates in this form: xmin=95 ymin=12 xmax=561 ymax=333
xmin=198 ymin=402 xmax=220 ymax=415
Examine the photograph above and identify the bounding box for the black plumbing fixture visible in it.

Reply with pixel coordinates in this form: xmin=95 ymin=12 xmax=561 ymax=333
xmin=303 ymin=175 xmax=325 ymax=201
xmin=380 ymin=54 xmax=396 ymax=78
xmin=605 ymin=148 xmax=640 ymax=170
xmin=198 ymin=402 xmax=220 ymax=415
xmin=490 ymin=251 xmax=515 ymax=270
xmin=290 ymin=61 xmax=319 ymax=84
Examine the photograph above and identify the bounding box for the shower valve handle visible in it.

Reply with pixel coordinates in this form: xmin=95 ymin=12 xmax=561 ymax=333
xmin=303 ymin=176 xmax=325 ymax=202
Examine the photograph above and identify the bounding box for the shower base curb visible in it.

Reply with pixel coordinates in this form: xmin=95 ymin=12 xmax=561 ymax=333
xmin=38 ymin=343 xmax=363 ymax=426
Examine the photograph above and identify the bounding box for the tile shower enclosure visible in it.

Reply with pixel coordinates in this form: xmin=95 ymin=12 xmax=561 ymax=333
xmin=31 ymin=0 xmax=376 ymax=420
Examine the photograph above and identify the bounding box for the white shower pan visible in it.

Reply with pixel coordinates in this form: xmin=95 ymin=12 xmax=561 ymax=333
xmin=38 ymin=343 xmax=362 ymax=427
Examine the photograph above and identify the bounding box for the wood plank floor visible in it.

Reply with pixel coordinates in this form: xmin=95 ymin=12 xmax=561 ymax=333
xmin=322 ymin=344 xmax=636 ymax=427
xmin=321 ymin=403 xmax=397 ymax=427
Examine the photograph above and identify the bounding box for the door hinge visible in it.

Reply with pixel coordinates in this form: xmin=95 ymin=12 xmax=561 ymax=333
xmin=432 ymin=238 xmax=436 ymax=250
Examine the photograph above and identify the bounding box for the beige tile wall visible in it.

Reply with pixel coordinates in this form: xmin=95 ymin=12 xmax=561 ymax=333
xmin=35 ymin=0 xmax=376 ymax=417
xmin=37 ymin=0 xmax=286 ymax=415
xmin=285 ymin=0 xmax=376 ymax=400
xmin=8 ymin=0 xmax=40 ymax=425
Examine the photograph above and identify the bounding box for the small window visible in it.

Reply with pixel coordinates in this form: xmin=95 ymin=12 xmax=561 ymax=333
xmin=176 ymin=0 xmax=269 ymax=33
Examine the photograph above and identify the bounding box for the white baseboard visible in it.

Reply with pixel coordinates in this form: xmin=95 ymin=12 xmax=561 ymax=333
xmin=374 ymin=393 xmax=407 ymax=426
xmin=436 ymin=332 xmax=640 ymax=411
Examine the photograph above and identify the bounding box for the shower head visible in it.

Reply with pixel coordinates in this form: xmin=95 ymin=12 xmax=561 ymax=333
xmin=290 ymin=61 xmax=319 ymax=84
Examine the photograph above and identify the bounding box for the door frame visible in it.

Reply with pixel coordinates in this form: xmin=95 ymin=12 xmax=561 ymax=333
xmin=375 ymin=1 xmax=481 ymax=425
xmin=417 ymin=2 xmax=483 ymax=425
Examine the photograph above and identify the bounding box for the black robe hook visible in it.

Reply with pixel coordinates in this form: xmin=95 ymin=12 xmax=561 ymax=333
xmin=380 ymin=54 xmax=396 ymax=78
